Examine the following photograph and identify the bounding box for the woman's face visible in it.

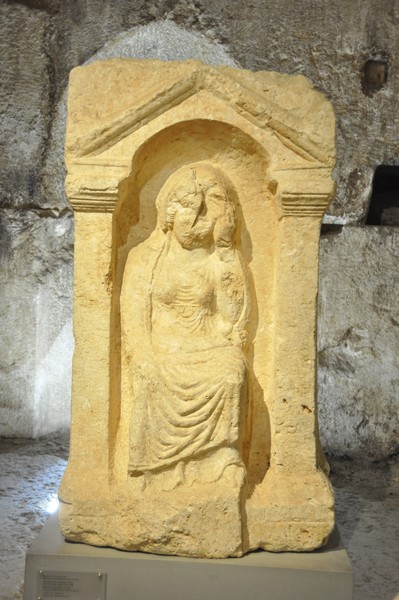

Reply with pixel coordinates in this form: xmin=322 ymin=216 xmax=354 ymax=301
xmin=171 ymin=179 xmax=226 ymax=250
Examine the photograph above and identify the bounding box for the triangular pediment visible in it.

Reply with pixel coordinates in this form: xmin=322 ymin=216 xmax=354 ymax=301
xmin=66 ymin=60 xmax=335 ymax=167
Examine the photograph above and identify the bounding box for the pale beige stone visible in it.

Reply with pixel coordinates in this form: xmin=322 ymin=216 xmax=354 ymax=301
xmin=59 ymin=58 xmax=336 ymax=558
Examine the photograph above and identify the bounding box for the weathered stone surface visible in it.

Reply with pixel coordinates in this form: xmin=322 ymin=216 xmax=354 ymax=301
xmin=1 ymin=1 xmax=398 ymax=462
xmin=0 ymin=3 xmax=52 ymax=210
xmin=59 ymin=58 xmax=335 ymax=557
xmin=318 ymin=226 xmax=399 ymax=461
xmin=0 ymin=2 xmax=74 ymax=437
xmin=0 ymin=210 xmax=74 ymax=437
xmin=87 ymin=19 xmax=238 ymax=65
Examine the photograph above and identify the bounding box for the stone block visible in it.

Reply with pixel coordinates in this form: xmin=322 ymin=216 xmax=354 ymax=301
xmin=59 ymin=58 xmax=336 ymax=557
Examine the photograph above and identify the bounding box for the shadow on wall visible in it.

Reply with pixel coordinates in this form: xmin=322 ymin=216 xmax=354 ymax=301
xmin=366 ymin=165 xmax=399 ymax=226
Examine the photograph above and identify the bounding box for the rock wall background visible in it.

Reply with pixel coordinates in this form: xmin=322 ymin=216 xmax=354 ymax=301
xmin=1 ymin=0 xmax=398 ymax=459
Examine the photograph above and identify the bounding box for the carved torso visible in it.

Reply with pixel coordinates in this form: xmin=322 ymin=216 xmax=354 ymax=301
xmin=152 ymin=254 xmax=216 ymax=337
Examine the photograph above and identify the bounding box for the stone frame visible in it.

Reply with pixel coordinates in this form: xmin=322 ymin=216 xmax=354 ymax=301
xmin=60 ymin=58 xmax=336 ymax=555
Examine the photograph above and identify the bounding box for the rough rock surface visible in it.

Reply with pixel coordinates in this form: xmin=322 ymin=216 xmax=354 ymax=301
xmin=0 ymin=210 xmax=73 ymax=437
xmin=0 ymin=1 xmax=398 ymax=460
xmin=318 ymin=227 xmax=399 ymax=460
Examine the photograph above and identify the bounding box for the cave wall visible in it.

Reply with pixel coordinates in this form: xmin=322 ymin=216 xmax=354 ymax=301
xmin=0 ymin=0 xmax=398 ymax=459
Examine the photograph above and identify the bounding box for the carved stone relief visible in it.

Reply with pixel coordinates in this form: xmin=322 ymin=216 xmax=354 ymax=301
xmin=122 ymin=163 xmax=249 ymax=486
xmin=59 ymin=59 xmax=336 ymax=558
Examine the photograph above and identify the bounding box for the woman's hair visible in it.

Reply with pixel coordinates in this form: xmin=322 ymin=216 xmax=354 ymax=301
xmin=156 ymin=162 xmax=237 ymax=248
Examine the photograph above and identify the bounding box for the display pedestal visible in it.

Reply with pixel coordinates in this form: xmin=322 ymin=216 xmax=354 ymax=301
xmin=23 ymin=512 xmax=352 ymax=600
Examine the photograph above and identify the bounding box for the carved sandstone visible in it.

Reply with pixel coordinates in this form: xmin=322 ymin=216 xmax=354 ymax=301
xmin=123 ymin=164 xmax=249 ymax=485
xmin=59 ymin=58 xmax=336 ymax=558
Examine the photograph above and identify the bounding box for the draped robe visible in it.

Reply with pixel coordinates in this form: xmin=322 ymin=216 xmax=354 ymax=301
xmin=121 ymin=229 xmax=248 ymax=475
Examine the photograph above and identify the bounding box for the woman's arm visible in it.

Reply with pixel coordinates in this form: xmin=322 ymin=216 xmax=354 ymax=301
xmin=214 ymin=249 xmax=250 ymax=347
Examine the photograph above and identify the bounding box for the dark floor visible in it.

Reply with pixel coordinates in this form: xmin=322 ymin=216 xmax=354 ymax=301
xmin=0 ymin=432 xmax=398 ymax=600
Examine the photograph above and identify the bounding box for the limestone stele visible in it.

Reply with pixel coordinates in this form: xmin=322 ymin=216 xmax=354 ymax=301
xmin=59 ymin=58 xmax=336 ymax=558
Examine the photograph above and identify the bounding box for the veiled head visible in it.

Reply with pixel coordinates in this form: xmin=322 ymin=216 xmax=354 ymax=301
xmin=156 ymin=163 xmax=237 ymax=250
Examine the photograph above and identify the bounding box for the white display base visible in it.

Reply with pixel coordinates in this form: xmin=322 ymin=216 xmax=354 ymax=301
xmin=23 ymin=512 xmax=352 ymax=600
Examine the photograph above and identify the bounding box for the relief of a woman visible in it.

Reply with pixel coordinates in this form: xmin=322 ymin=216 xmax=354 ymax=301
xmin=121 ymin=163 xmax=250 ymax=488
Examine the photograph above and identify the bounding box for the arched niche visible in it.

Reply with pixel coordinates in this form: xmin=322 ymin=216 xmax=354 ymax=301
xmin=111 ymin=119 xmax=276 ymax=487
